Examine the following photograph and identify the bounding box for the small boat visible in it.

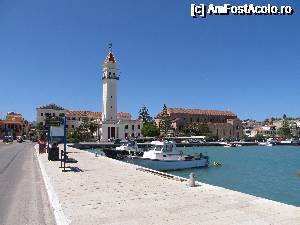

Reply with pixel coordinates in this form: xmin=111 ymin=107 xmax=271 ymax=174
xmin=278 ymin=139 xmax=300 ymax=146
xmin=266 ymin=142 xmax=275 ymax=147
xmin=116 ymin=140 xmax=140 ymax=153
xmin=212 ymin=161 xmax=222 ymax=167
xmin=223 ymin=143 xmax=237 ymax=148
xmin=258 ymin=141 xmax=276 ymax=147
xmin=125 ymin=141 xmax=209 ymax=171
xmin=102 ymin=140 xmax=143 ymax=159
xmin=258 ymin=142 xmax=267 ymax=146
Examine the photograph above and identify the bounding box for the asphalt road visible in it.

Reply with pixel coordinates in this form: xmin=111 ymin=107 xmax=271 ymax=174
xmin=0 ymin=141 xmax=55 ymax=225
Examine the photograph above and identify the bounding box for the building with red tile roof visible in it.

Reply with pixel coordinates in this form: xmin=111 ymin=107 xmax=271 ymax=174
xmin=155 ymin=107 xmax=242 ymax=139
xmin=0 ymin=112 xmax=25 ymax=139
xmin=36 ymin=106 xmax=132 ymax=129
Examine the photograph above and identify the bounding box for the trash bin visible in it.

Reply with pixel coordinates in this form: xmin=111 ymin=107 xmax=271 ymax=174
xmin=52 ymin=146 xmax=59 ymax=161
xmin=48 ymin=147 xmax=52 ymax=161
xmin=48 ymin=143 xmax=59 ymax=161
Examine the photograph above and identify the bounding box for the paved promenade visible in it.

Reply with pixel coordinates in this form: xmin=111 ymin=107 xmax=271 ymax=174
xmin=38 ymin=145 xmax=300 ymax=225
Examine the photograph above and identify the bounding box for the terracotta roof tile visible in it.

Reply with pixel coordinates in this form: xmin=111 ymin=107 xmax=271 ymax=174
xmin=66 ymin=111 xmax=131 ymax=118
xmin=168 ymin=108 xmax=236 ymax=117
xmin=67 ymin=111 xmax=102 ymax=117
xmin=104 ymin=51 xmax=116 ymax=64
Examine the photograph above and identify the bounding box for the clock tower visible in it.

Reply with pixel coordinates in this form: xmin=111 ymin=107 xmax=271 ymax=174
xmin=102 ymin=45 xmax=119 ymax=122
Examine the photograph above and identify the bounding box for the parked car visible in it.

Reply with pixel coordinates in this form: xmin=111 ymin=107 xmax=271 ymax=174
xmin=3 ymin=136 xmax=13 ymax=143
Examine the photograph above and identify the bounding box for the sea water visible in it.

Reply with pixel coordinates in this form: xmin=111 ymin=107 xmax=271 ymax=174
xmin=169 ymin=146 xmax=300 ymax=207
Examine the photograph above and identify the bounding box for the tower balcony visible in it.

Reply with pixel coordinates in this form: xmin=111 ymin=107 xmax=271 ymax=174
xmin=102 ymin=76 xmax=119 ymax=80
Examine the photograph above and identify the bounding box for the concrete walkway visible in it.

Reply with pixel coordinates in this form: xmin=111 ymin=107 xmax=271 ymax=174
xmin=38 ymin=145 xmax=300 ymax=225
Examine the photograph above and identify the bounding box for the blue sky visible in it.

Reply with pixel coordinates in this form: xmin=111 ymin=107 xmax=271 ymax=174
xmin=0 ymin=0 xmax=299 ymax=121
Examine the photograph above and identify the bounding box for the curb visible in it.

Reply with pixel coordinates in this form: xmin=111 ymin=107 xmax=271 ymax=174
xmin=34 ymin=144 xmax=70 ymax=225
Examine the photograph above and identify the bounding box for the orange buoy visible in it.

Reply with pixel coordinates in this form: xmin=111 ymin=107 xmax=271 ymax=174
xmin=298 ymin=171 xmax=300 ymax=177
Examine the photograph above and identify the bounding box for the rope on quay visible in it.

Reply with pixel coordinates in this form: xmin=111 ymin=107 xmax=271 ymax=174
xmin=136 ymin=167 xmax=187 ymax=182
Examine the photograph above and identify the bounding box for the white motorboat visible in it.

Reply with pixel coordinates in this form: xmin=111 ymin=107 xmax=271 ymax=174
xmin=223 ymin=143 xmax=237 ymax=148
xmin=266 ymin=142 xmax=275 ymax=147
xmin=102 ymin=140 xmax=142 ymax=159
xmin=125 ymin=141 xmax=209 ymax=171
xmin=116 ymin=140 xmax=139 ymax=153
xmin=258 ymin=140 xmax=276 ymax=147
xmin=258 ymin=142 xmax=267 ymax=146
xmin=278 ymin=139 xmax=300 ymax=146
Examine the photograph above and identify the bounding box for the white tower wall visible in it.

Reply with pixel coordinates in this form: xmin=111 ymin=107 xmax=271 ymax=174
xmin=102 ymin=49 xmax=119 ymax=122
xmin=102 ymin=79 xmax=117 ymax=121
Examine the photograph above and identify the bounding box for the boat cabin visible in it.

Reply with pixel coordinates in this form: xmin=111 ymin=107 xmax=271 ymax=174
xmin=143 ymin=141 xmax=182 ymax=160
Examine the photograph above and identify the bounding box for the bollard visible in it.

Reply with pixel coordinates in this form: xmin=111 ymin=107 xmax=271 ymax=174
xmin=188 ymin=172 xmax=196 ymax=187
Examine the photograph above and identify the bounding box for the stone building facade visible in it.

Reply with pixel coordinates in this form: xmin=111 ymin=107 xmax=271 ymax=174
xmin=0 ymin=112 xmax=25 ymax=139
xmin=155 ymin=108 xmax=243 ymax=139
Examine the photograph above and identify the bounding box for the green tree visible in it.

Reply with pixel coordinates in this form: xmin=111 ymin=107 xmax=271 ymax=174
xmin=141 ymin=123 xmax=160 ymax=137
xmin=67 ymin=128 xmax=79 ymax=143
xmin=255 ymin=133 xmax=265 ymax=141
xmin=138 ymin=106 xmax=153 ymax=124
xmin=158 ymin=104 xmax=172 ymax=136
xmin=277 ymin=126 xmax=292 ymax=139
xmin=89 ymin=122 xmax=98 ymax=136
xmin=283 ymin=114 xmax=287 ymax=120
xmin=36 ymin=122 xmax=47 ymax=140
xmin=182 ymin=123 xmax=210 ymax=136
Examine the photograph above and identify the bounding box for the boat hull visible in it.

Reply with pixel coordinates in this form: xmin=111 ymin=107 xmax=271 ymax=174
xmin=102 ymin=149 xmax=143 ymax=159
xmin=125 ymin=157 xmax=209 ymax=171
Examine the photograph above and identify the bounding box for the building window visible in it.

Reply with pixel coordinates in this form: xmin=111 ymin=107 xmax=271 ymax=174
xmin=72 ymin=125 xmax=74 ymax=128
xmin=197 ymin=118 xmax=199 ymax=123
xmin=78 ymin=118 xmax=81 ymax=121
xmin=72 ymin=117 xmax=75 ymax=120
xmin=109 ymin=72 xmax=111 ymax=75
xmin=138 ymin=125 xmax=140 ymax=129
xmin=190 ymin=118 xmax=193 ymax=123
xmin=113 ymin=72 xmax=115 ymax=76
xmin=132 ymin=125 xmax=134 ymax=130
xmin=125 ymin=125 xmax=128 ymax=129
xmin=137 ymin=133 xmax=140 ymax=137
xmin=41 ymin=113 xmax=43 ymax=116
xmin=67 ymin=117 xmax=70 ymax=120
xmin=66 ymin=125 xmax=68 ymax=128
xmin=53 ymin=113 xmax=55 ymax=117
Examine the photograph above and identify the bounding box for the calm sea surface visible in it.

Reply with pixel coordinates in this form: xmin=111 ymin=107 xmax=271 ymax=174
xmin=87 ymin=146 xmax=300 ymax=206
xmin=173 ymin=146 xmax=300 ymax=207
